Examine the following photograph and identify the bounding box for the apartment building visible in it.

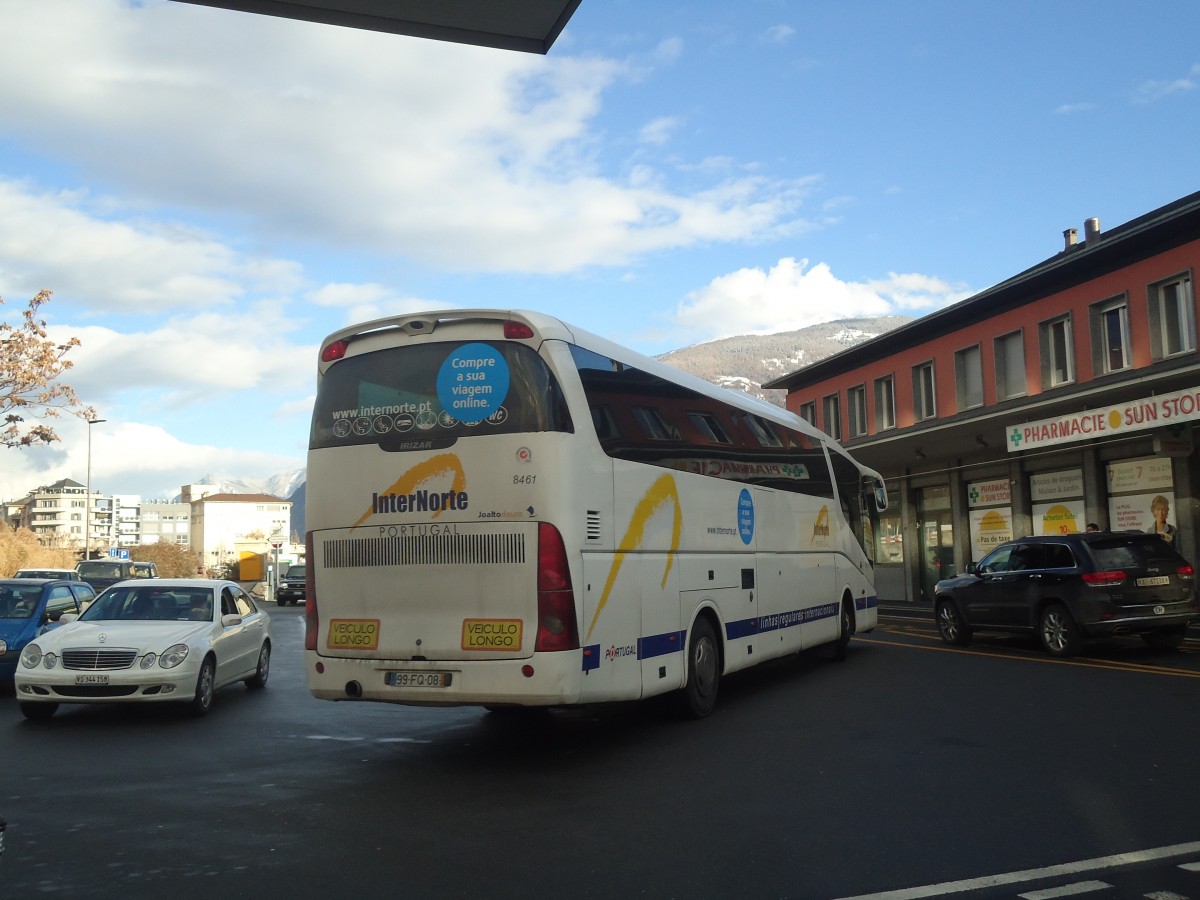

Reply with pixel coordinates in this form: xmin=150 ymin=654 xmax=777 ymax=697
xmin=188 ymin=492 xmax=292 ymax=571
xmin=9 ymin=478 xmax=113 ymax=553
xmin=766 ymin=190 xmax=1200 ymax=604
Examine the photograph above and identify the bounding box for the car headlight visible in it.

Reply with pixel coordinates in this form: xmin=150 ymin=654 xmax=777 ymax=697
xmin=0 ymin=638 xmax=7 ymax=655
xmin=20 ymin=643 xmax=42 ymax=668
xmin=140 ymin=653 xmax=157 ymax=669
xmin=43 ymin=652 xmax=58 ymax=669
xmin=159 ymin=644 xmax=190 ymax=669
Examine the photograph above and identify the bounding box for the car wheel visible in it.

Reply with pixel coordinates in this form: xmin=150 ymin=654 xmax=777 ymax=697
xmin=1142 ymin=626 xmax=1187 ymax=650
xmin=189 ymin=658 xmax=216 ymax=717
xmin=936 ymin=598 xmax=972 ymax=646
xmin=677 ymin=616 xmax=721 ymax=718
xmin=19 ymin=701 xmax=58 ymax=721
xmin=246 ymin=642 xmax=271 ymax=689
xmin=1039 ymin=603 xmax=1083 ymax=657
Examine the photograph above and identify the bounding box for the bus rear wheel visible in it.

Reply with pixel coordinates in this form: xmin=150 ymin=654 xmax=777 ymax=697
xmin=678 ymin=616 xmax=720 ymax=719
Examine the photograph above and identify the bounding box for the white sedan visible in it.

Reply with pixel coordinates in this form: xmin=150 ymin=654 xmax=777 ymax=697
xmin=15 ymin=579 xmax=271 ymax=720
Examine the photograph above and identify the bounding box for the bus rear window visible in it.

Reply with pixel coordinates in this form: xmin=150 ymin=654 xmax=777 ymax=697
xmin=310 ymin=341 xmax=573 ymax=450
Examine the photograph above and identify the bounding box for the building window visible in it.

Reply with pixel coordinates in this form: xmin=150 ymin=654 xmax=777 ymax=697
xmin=994 ymin=331 xmax=1026 ymax=400
xmin=954 ymin=345 xmax=983 ymax=410
xmin=912 ymin=362 xmax=936 ymax=421
xmin=847 ymin=385 xmax=867 ymax=438
xmin=1039 ymin=315 xmax=1075 ymax=387
xmin=1090 ymin=296 xmax=1131 ymax=374
xmin=822 ymin=393 xmax=841 ymax=440
xmin=874 ymin=375 xmax=896 ymax=430
xmin=798 ymin=401 xmax=817 ymax=426
xmin=1148 ymin=273 xmax=1195 ymax=359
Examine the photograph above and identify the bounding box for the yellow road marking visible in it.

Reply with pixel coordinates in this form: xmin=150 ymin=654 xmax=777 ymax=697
xmin=857 ymin=632 xmax=1200 ymax=678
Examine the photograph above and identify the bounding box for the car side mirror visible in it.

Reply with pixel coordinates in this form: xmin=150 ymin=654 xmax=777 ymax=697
xmin=221 ymin=614 xmax=243 ymax=627
xmin=966 ymin=562 xmax=978 ymax=576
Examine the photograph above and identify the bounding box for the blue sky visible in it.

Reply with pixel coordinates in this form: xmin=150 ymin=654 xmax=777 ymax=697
xmin=1 ymin=0 xmax=1198 ymax=501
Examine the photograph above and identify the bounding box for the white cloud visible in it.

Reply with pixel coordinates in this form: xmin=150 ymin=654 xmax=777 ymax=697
xmin=0 ymin=1 xmax=805 ymax=276
xmin=1130 ymin=63 xmax=1200 ymax=104
xmin=761 ymin=25 xmax=796 ymax=44
xmin=672 ymin=257 xmax=970 ymax=340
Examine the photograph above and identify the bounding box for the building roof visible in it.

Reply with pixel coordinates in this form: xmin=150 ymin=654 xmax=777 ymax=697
xmin=191 ymin=493 xmax=290 ymax=504
xmin=169 ymin=0 xmax=582 ymax=54
xmin=764 ymin=189 xmax=1200 ymax=391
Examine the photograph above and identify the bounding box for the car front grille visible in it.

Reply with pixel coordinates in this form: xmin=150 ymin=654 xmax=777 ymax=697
xmin=62 ymin=649 xmax=138 ymax=671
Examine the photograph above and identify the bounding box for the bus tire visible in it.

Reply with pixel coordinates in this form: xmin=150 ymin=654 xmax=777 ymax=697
xmin=678 ymin=616 xmax=721 ymax=719
xmin=832 ymin=597 xmax=854 ymax=662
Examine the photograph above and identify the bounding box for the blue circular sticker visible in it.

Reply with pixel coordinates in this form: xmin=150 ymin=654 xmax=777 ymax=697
xmin=436 ymin=343 xmax=511 ymax=424
xmin=738 ymin=489 xmax=755 ymax=545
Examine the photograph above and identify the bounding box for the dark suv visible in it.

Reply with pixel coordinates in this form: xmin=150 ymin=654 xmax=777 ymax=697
xmin=276 ymin=564 xmax=306 ymax=606
xmin=934 ymin=532 xmax=1197 ymax=657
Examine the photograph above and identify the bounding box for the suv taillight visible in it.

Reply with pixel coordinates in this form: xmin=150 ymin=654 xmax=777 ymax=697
xmin=1082 ymin=570 xmax=1126 ymax=587
xmin=535 ymin=522 xmax=579 ymax=652
xmin=304 ymin=531 xmax=318 ymax=651
xmin=1178 ymin=565 xmax=1194 ymax=579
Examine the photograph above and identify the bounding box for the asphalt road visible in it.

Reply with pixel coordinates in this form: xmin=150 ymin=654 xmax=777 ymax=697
xmin=3 ymin=605 xmax=1200 ymax=900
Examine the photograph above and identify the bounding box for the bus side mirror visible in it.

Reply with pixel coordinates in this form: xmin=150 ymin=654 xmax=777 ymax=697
xmin=873 ymin=484 xmax=889 ymax=512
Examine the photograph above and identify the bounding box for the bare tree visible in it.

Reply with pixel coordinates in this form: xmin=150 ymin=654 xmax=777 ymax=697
xmin=1 ymin=290 xmax=91 ymax=447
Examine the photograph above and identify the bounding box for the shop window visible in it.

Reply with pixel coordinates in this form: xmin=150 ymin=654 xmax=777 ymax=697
xmin=1089 ymin=296 xmax=1131 ymax=374
xmin=913 ymin=362 xmax=936 ymax=420
xmin=954 ymin=345 xmax=983 ymax=410
xmin=822 ymin=393 xmax=842 ymax=440
xmin=874 ymin=375 xmax=896 ymax=430
xmin=847 ymin=385 xmax=867 ymax=438
xmin=1148 ymin=273 xmax=1195 ymax=359
xmin=994 ymin=331 xmax=1026 ymax=400
xmin=1039 ymin=315 xmax=1075 ymax=387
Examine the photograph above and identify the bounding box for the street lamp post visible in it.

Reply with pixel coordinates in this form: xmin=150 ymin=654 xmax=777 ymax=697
xmin=84 ymin=417 xmax=106 ymax=560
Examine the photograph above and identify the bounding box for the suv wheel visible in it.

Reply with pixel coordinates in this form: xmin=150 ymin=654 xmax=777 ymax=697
xmin=1039 ymin=603 xmax=1083 ymax=657
xmin=936 ymin=598 xmax=971 ymax=646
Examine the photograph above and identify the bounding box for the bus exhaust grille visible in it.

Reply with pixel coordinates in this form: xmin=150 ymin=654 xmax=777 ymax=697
xmin=323 ymin=532 xmax=526 ymax=568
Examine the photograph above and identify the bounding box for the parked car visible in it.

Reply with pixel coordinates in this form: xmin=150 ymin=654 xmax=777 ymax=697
xmin=75 ymin=559 xmax=159 ymax=592
xmin=0 ymin=579 xmax=97 ymax=689
xmin=275 ymin=563 xmax=306 ymax=606
xmin=934 ymin=532 xmax=1198 ymax=657
xmin=15 ymin=579 xmax=271 ymax=719
xmin=13 ymin=568 xmax=82 ymax=581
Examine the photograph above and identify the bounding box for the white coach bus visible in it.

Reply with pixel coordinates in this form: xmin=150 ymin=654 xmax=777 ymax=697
xmin=304 ymin=309 xmax=887 ymax=717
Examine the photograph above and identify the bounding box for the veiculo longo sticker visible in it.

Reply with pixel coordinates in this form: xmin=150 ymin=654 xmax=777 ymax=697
xmin=436 ymin=343 xmax=511 ymax=425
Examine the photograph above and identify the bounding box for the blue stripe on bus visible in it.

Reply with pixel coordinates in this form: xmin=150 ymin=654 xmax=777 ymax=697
xmin=638 ymin=630 xmax=685 ymax=660
xmin=582 ymin=644 xmax=601 ymax=672
xmin=725 ymin=617 xmax=758 ymax=640
xmin=856 ymin=594 xmax=878 ymax=612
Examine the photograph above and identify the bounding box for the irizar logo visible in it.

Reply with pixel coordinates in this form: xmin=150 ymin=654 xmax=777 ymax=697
xmin=352 ymin=453 xmax=468 ymax=530
xmin=811 ymin=505 xmax=831 ymax=544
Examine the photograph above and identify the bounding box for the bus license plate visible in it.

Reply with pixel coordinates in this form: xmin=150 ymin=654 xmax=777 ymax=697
xmin=1137 ymin=576 xmax=1170 ymax=587
xmin=75 ymin=673 xmax=109 ymax=685
xmin=386 ymin=671 xmax=452 ymax=688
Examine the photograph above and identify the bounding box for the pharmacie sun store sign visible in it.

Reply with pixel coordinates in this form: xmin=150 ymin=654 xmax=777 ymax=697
xmin=1007 ymin=386 xmax=1200 ymax=452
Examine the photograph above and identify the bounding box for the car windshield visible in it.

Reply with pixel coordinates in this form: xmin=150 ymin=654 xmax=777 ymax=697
xmin=77 ymin=561 xmax=125 ymax=579
xmin=0 ymin=585 xmax=42 ymax=619
xmin=80 ymin=586 xmax=213 ymax=622
xmin=287 ymin=566 xmax=306 ymax=578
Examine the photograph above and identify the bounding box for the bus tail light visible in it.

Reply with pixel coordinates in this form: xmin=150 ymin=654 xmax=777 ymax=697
xmin=321 ymin=339 xmax=349 ymax=362
xmin=535 ymin=522 xmax=579 ymax=652
xmin=304 ymin=531 xmax=319 ymax=651
xmin=504 ymin=320 xmax=534 ymax=339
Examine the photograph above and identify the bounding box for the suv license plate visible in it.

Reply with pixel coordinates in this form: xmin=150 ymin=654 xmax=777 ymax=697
xmin=385 ymin=671 xmax=452 ymax=688
xmin=1137 ymin=576 xmax=1170 ymax=587
xmin=75 ymin=674 xmax=109 ymax=685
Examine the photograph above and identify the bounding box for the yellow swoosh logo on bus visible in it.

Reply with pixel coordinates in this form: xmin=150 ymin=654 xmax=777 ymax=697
xmin=811 ymin=504 xmax=831 ymax=543
xmin=350 ymin=453 xmax=467 ymax=530
xmin=585 ymin=474 xmax=682 ymax=642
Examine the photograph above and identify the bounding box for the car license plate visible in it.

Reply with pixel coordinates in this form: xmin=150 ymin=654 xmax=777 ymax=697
xmin=75 ymin=673 xmax=109 ymax=685
xmin=1137 ymin=576 xmax=1170 ymax=587
xmin=385 ymin=671 xmax=452 ymax=688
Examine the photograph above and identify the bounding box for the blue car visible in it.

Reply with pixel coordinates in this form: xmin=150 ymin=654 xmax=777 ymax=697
xmin=0 ymin=579 xmax=98 ymax=689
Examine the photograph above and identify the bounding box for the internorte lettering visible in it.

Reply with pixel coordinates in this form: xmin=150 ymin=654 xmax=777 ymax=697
xmin=372 ymin=489 xmax=469 ymax=514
